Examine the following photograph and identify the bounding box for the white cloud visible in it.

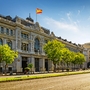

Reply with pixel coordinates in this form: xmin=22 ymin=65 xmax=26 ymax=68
xmin=44 ymin=17 xmax=79 ymax=32
xmin=66 ymin=12 xmax=72 ymax=22
xmin=41 ymin=15 xmax=90 ymax=44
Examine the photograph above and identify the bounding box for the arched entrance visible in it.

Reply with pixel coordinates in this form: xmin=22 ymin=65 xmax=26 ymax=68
xmin=45 ymin=59 xmax=48 ymax=71
xmin=22 ymin=57 xmax=27 ymax=72
xmin=35 ymin=58 xmax=39 ymax=72
xmin=87 ymin=62 xmax=90 ymax=68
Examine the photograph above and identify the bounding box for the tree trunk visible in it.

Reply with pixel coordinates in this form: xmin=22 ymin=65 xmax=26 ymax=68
xmin=67 ymin=63 xmax=69 ymax=68
xmin=54 ymin=63 xmax=56 ymax=72
xmin=5 ymin=64 xmax=7 ymax=75
xmin=66 ymin=63 xmax=69 ymax=72
xmin=74 ymin=64 xmax=75 ymax=71
xmin=61 ymin=62 xmax=64 ymax=72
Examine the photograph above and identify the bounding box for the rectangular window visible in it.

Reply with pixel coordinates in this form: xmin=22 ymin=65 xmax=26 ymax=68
xmin=21 ymin=32 xmax=28 ymax=39
xmin=21 ymin=33 xmax=23 ymax=38
xmin=27 ymin=44 xmax=28 ymax=51
xmin=1 ymin=27 xmax=4 ymax=34
xmin=10 ymin=30 xmax=13 ymax=36
xmin=26 ymin=35 xmax=28 ymax=39
xmin=24 ymin=34 xmax=26 ymax=39
xmin=6 ymin=28 xmax=9 ymax=35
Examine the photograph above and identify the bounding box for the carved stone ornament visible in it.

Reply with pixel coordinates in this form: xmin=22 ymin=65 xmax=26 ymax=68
xmin=16 ymin=17 xmax=21 ymax=23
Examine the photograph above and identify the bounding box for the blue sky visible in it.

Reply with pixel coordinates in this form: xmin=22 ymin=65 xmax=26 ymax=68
xmin=0 ymin=0 xmax=90 ymax=44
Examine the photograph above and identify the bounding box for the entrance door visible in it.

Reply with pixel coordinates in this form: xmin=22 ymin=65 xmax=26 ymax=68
xmin=87 ymin=62 xmax=90 ymax=68
xmin=45 ymin=59 xmax=48 ymax=71
xmin=35 ymin=58 xmax=39 ymax=72
xmin=22 ymin=57 xmax=27 ymax=72
xmin=0 ymin=67 xmax=2 ymax=72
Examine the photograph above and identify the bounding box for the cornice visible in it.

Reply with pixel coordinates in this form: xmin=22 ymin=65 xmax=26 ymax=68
xmin=57 ymin=38 xmax=83 ymax=49
xmin=0 ymin=17 xmax=16 ymax=27
xmin=0 ymin=16 xmax=54 ymax=39
xmin=0 ymin=34 xmax=15 ymax=40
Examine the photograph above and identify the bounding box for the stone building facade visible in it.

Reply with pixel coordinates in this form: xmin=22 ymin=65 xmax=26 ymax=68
xmin=83 ymin=43 xmax=90 ymax=68
xmin=0 ymin=15 xmax=84 ymax=73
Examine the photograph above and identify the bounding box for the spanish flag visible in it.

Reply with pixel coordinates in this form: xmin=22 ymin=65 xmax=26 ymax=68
xmin=36 ymin=8 xmax=42 ymax=14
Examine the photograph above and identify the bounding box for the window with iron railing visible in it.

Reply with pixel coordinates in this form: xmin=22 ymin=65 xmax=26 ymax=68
xmin=21 ymin=43 xmax=28 ymax=51
xmin=21 ymin=33 xmax=28 ymax=39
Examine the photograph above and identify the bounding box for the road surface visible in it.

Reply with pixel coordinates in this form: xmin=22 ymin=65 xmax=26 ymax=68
xmin=0 ymin=73 xmax=90 ymax=90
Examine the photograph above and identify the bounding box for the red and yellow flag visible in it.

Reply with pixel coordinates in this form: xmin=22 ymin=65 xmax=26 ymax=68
xmin=36 ymin=8 xmax=42 ymax=14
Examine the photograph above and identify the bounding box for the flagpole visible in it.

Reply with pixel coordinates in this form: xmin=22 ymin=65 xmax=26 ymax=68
xmin=36 ymin=8 xmax=42 ymax=22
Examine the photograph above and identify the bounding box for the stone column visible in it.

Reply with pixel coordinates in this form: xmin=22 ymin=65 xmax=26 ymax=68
xmin=15 ymin=27 xmax=20 ymax=50
xmin=16 ymin=54 xmax=22 ymax=72
xmin=3 ymin=38 xmax=6 ymax=44
xmin=27 ymin=57 xmax=31 ymax=64
xmin=18 ymin=30 xmax=21 ymax=51
xmin=30 ymin=42 xmax=34 ymax=54
xmin=41 ymin=43 xmax=45 ymax=55
xmin=18 ymin=40 xmax=21 ymax=51
xmin=30 ymin=57 xmax=35 ymax=72
xmin=39 ymin=43 xmax=42 ymax=54
xmin=39 ymin=58 xmax=45 ymax=72
xmin=48 ymin=60 xmax=54 ymax=71
xmin=28 ymin=43 xmax=31 ymax=53
xmin=11 ymin=40 xmax=15 ymax=50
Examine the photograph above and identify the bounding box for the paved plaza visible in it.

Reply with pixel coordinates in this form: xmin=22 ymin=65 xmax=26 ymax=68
xmin=0 ymin=73 xmax=90 ymax=90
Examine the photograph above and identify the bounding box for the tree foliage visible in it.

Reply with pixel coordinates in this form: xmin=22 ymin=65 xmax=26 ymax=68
xmin=75 ymin=52 xmax=86 ymax=65
xmin=44 ymin=39 xmax=86 ymax=72
xmin=28 ymin=63 xmax=33 ymax=69
xmin=62 ymin=48 xmax=73 ymax=67
xmin=44 ymin=40 xmax=65 ymax=71
xmin=0 ymin=44 xmax=18 ymax=74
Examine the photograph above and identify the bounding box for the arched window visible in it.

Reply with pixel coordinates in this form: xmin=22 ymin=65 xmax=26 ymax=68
xmin=0 ymin=39 xmax=3 ymax=45
xmin=34 ymin=38 xmax=40 ymax=52
xmin=7 ymin=41 xmax=12 ymax=49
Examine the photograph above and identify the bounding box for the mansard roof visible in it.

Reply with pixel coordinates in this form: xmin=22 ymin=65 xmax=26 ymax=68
xmin=57 ymin=36 xmax=83 ymax=48
xmin=83 ymin=43 xmax=90 ymax=49
xmin=0 ymin=14 xmax=83 ymax=48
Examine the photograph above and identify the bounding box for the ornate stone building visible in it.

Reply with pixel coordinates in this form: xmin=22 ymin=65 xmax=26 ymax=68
xmin=0 ymin=15 xmax=83 ymax=73
xmin=83 ymin=43 xmax=90 ymax=68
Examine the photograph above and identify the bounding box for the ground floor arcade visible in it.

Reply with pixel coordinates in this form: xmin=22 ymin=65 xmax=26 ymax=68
xmin=0 ymin=53 xmax=54 ymax=73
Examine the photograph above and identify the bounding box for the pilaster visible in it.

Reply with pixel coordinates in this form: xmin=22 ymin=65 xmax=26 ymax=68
xmin=16 ymin=54 xmax=22 ymax=72
xmin=39 ymin=58 xmax=45 ymax=72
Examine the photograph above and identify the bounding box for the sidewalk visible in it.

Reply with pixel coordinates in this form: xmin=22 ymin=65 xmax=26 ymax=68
xmin=0 ymin=69 xmax=90 ymax=78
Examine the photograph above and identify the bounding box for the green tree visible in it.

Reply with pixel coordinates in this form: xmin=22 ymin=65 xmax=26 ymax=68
xmin=24 ymin=63 xmax=33 ymax=74
xmin=28 ymin=63 xmax=33 ymax=73
xmin=62 ymin=48 xmax=73 ymax=68
xmin=43 ymin=40 xmax=65 ymax=72
xmin=0 ymin=44 xmax=18 ymax=74
xmin=75 ymin=52 xmax=86 ymax=68
xmin=71 ymin=52 xmax=78 ymax=70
